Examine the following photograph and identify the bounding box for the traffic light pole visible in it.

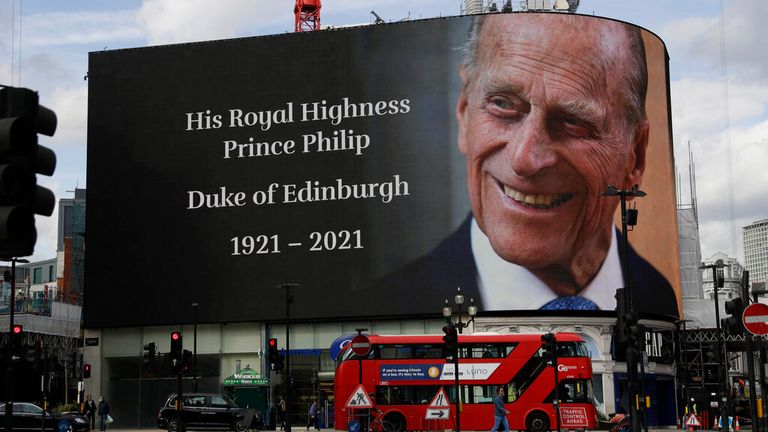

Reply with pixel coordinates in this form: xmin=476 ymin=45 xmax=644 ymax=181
xmin=553 ymin=349 xmax=561 ymax=432
xmin=177 ymin=367 xmax=184 ymax=432
xmin=192 ymin=303 xmax=198 ymax=393
xmin=4 ymin=258 xmax=19 ymax=432
xmin=703 ymin=261 xmax=729 ymax=429
xmin=282 ymin=283 xmax=297 ymax=432
xmin=603 ymin=186 xmax=644 ymax=432
xmin=453 ymin=324 xmax=461 ymax=432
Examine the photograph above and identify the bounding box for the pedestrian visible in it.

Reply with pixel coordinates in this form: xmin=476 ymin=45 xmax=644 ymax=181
xmin=97 ymin=396 xmax=111 ymax=431
xmin=278 ymin=396 xmax=286 ymax=430
xmin=490 ymin=386 xmax=509 ymax=432
xmin=307 ymin=399 xmax=319 ymax=430
xmin=84 ymin=394 xmax=97 ymax=430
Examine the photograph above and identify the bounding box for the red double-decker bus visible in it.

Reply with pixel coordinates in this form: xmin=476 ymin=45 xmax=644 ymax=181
xmin=334 ymin=333 xmax=597 ymax=432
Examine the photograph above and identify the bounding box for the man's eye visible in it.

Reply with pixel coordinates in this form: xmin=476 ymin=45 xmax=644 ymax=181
xmin=562 ymin=118 xmax=592 ymax=138
xmin=487 ymin=97 xmax=518 ymax=116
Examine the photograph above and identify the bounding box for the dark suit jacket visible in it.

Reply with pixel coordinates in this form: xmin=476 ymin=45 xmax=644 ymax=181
xmin=370 ymin=216 xmax=679 ymax=317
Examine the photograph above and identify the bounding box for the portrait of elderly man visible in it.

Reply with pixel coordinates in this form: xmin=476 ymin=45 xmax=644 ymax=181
xmin=374 ymin=13 xmax=678 ymax=317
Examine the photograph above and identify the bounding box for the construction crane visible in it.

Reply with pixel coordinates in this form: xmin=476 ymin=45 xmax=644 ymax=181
xmin=370 ymin=11 xmax=386 ymax=24
xmin=294 ymin=0 xmax=321 ymax=32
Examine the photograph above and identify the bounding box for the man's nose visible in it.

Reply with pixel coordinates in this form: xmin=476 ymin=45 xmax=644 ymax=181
xmin=506 ymin=115 xmax=558 ymax=177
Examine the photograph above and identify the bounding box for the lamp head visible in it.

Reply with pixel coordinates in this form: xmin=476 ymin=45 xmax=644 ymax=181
xmin=454 ymin=286 xmax=464 ymax=306
xmin=468 ymin=298 xmax=477 ymax=317
xmin=442 ymin=299 xmax=452 ymax=318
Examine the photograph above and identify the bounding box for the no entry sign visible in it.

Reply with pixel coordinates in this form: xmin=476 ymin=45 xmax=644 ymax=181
xmin=351 ymin=334 xmax=371 ymax=356
xmin=743 ymin=303 xmax=768 ymax=336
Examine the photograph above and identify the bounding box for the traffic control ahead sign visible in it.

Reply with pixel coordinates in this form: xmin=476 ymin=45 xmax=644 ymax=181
xmin=743 ymin=303 xmax=768 ymax=336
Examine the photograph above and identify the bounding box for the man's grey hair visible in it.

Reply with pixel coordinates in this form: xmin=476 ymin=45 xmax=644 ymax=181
xmin=459 ymin=15 xmax=648 ymax=129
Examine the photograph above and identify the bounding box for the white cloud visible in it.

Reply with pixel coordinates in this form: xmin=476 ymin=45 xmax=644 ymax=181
xmin=21 ymin=9 xmax=143 ymax=48
xmin=137 ymin=0 xmax=284 ymax=45
xmin=30 ymin=178 xmax=62 ymax=263
xmin=663 ymin=0 xmax=768 ymax=79
xmin=48 ymin=86 xmax=88 ymax=148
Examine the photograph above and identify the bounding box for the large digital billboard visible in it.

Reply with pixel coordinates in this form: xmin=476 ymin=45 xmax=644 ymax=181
xmin=86 ymin=13 xmax=680 ymax=327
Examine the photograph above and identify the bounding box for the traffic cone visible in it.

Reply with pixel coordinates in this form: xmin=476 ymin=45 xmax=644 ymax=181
xmin=735 ymin=417 xmax=740 ymax=431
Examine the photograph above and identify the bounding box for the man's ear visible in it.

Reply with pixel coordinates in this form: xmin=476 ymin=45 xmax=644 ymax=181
xmin=456 ymin=67 xmax=470 ymax=155
xmin=625 ymin=119 xmax=649 ymax=190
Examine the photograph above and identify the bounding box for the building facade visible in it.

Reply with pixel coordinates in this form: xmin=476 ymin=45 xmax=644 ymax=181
xmin=744 ymin=219 xmax=768 ymax=285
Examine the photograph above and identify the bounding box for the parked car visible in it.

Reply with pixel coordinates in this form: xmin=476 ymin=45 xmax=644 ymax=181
xmin=0 ymin=402 xmax=90 ymax=431
xmin=157 ymin=393 xmax=254 ymax=432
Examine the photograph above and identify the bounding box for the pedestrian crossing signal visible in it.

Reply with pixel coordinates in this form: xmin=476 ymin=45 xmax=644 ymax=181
xmin=268 ymin=338 xmax=283 ymax=371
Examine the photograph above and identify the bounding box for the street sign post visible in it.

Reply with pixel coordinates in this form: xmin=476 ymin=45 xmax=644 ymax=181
xmin=350 ymin=334 xmax=371 ymax=357
xmin=743 ymin=303 xmax=768 ymax=336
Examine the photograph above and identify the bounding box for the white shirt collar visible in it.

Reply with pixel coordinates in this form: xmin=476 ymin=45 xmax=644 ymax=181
xmin=471 ymin=218 xmax=622 ymax=311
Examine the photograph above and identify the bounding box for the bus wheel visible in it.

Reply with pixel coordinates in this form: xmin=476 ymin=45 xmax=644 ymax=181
xmin=526 ymin=411 xmax=550 ymax=432
xmin=383 ymin=413 xmax=406 ymax=432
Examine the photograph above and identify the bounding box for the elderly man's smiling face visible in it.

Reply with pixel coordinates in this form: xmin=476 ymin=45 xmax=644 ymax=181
xmin=456 ymin=15 xmax=649 ymax=290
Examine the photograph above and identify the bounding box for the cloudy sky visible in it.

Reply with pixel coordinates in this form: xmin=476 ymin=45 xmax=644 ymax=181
xmin=0 ymin=0 xmax=766 ymax=264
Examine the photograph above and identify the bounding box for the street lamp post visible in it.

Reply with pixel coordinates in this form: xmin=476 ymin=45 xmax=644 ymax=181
xmin=601 ymin=185 xmax=644 ymax=432
xmin=441 ymin=287 xmax=478 ymax=432
xmin=192 ymin=302 xmax=198 ymax=392
xmin=279 ymin=283 xmax=298 ymax=432
xmin=700 ymin=259 xmax=728 ymax=430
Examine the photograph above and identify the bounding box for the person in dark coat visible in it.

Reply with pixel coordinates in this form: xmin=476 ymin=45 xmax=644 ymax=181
xmin=84 ymin=394 xmax=97 ymax=429
xmin=97 ymin=396 xmax=110 ymax=431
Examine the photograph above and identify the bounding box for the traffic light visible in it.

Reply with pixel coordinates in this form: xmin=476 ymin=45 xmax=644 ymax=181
xmin=83 ymin=363 xmax=91 ymax=379
xmin=0 ymin=86 xmax=57 ymax=258
xmin=442 ymin=324 xmax=458 ymax=362
xmin=541 ymin=333 xmax=557 ymax=363
xmin=268 ymin=338 xmax=284 ymax=371
xmin=615 ymin=288 xmax=640 ymax=344
xmin=9 ymin=324 xmax=23 ymax=362
xmin=143 ymin=341 xmax=157 ymax=369
xmin=170 ymin=331 xmax=182 ymax=372
xmin=722 ymin=297 xmax=745 ymax=334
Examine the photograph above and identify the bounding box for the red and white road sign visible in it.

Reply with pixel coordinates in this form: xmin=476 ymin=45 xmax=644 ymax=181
xmin=425 ymin=387 xmax=450 ymax=420
xmin=686 ymin=414 xmax=702 ymax=427
xmin=345 ymin=384 xmax=373 ymax=408
xmin=428 ymin=387 xmax=450 ymax=407
xmin=743 ymin=303 xmax=768 ymax=336
xmin=351 ymin=334 xmax=371 ymax=356
xmin=559 ymin=407 xmax=588 ymax=428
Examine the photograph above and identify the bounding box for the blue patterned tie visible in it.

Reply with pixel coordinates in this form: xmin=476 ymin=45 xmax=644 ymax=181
xmin=541 ymin=296 xmax=599 ymax=310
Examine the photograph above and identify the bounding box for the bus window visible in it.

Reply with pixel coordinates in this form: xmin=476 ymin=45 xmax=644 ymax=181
xmin=375 ymin=385 xmax=458 ymax=405
xmin=557 ymin=380 xmax=593 ymax=404
xmin=557 ymin=342 xmax=589 ymax=358
xmin=507 ymin=356 xmax=547 ymax=402
xmin=463 ymin=343 xmax=518 ymax=359
xmin=467 ymin=385 xmax=499 ymax=404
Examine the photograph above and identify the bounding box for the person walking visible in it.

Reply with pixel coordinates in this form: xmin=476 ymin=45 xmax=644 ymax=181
xmin=490 ymin=386 xmax=510 ymax=432
xmin=307 ymin=399 xmax=319 ymax=430
xmin=97 ymin=396 xmax=111 ymax=431
xmin=278 ymin=397 xmax=286 ymax=430
xmin=84 ymin=394 xmax=97 ymax=430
